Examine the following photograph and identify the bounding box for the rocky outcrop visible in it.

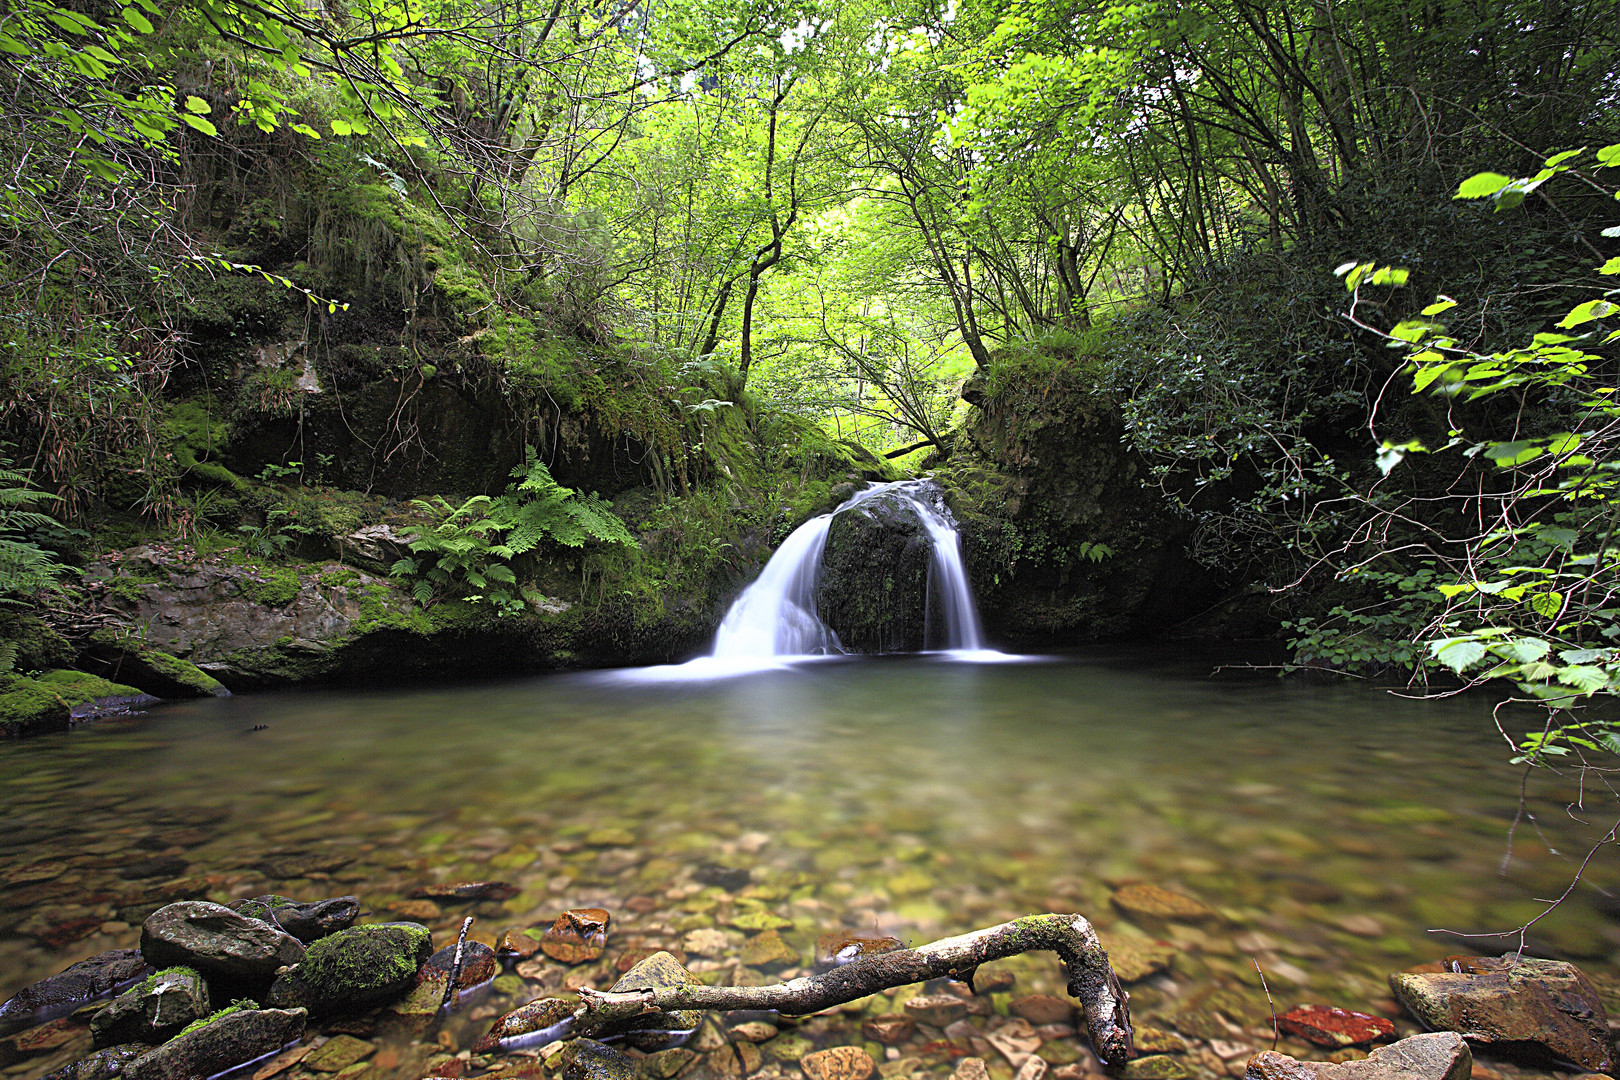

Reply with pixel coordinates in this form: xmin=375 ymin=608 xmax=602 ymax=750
xmin=1389 ymin=954 xmax=1612 ymax=1071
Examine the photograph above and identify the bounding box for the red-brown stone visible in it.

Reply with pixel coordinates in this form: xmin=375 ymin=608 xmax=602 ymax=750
xmin=1275 ymin=1007 xmax=1394 ymax=1049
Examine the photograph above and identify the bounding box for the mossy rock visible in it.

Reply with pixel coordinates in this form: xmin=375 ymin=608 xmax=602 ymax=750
xmin=0 ymin=669 xmax=154 ymax=737
xmin=0 ymin=611 xmax=75 ymax=671
xmin=80 ymin=631 xmax=230 ymax=700
xmin=266 ymin=922 xmax=433 ymax=1013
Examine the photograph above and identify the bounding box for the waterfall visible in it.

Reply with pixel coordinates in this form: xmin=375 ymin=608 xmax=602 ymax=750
xmin=711 ymin=480 xmax=986 ymax=660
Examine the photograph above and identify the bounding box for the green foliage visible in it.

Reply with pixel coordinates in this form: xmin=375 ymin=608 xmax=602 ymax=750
xmin=392 ymin=451 xmax=638 ymax=614
xmin=1328 ymin=145 xmax=1620 ymax=758
xmin=0 ymin=461 xmax=67 ymax=602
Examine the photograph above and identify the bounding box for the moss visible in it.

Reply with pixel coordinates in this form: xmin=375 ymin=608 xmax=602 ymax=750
xmin=240 ymin=565 xmax=302 ymax=607
xmin=352 ymin=583 xmax=433 ymax=635
xmin=0 ymin=669 xmax=146 ymax=736
xmin=137 ymin=965 xmax=204 ymax=996
xmin=319 ymin=568 xmax=361 ymax=588
xmin=86 ymin=629 xmax=229 ymax=698
xmin=0 ymin=611 xmax=74 ymax=671
xmin=271 ymin=922 xmax=433 ymax=1010
xmin=177 ymin=1001 xmax=256 ymax=1038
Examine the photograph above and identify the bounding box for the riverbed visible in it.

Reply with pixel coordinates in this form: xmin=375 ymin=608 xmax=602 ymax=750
xmin=2 ymin=651 xmax=1616 ymax=1078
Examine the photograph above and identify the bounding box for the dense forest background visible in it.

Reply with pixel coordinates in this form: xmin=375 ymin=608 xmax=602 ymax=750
xmin=0 ymin=0 xmax=1617 ymax=728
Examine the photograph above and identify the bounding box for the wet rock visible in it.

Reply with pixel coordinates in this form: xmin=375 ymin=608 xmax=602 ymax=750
xmin=801 ymin=1046 xmax=876 ymax=1080
xmin=986 ymin=1019 xmax=1043 ymax=1068
xmin=1102 ymin=936 xmax=1175 ymax=983
xmin=385 ymin=899 xmax=443 ymax=920
xmin=265 ymin=921 xmax=433 ymax=1013
xmin=742 ymin=929 xmax=799 ymax=968
xmin=140 ymin=901 xmax=305 ymax=985
xmin=90 ymin=966 xmax=210 ymax=1046
xmin=1110 ymin=884 xmax=1214 ymax=921
xmin=1388 ymin=955 xmax=1610 ymax=1070
xmin=5 ymin=1015 xmax=90 ymax=1055
xmin=304 ymin=1033 xmax=374 ymax=1072
xmin=905 ymin=995 xmax=968 ymax=1028
xmin=499 ymin=926 xmax=545 ymax=963
xmin=41 ymin=1044 xmax=145 ymax=1080
xmin=564 ymin=1039 xmax=640 ymax=1080
xmin=543 ymin=908 xmax=612 ymax=964
xmin=1124 ymin=1057 xmax=1192 ymax=1080
xmin=0 ymin=949 xmax=151 ymax=1027
xmin=1015 ymin=1057 xmax=1049 ymax=1080
xmin=78 ymin=630 xmax=231 ymax=700
xmin=684 ymin=928 xmax=730 ymax=957
xmin=863 ymin=1015 xmax=916 ymax=1044
xmin=254 ymin=851 xmax=354 ymax=878
xmin=116 ymin=855 xmax=190 ymax=880
xmin=819 ymin=485 xmax=945 ymax=652
xmin=422 ymin=939 xmax=498 ymax=988
xmin=644 ymin=1048 xmax=698 ymax=1078
xmin=769 ymin=1034 xmax=816 ymax=1062
xmin=1244 ymin=1032 xmax=1471 ymax=1080
xmin=732 ymin=1021 xmax=779 ymax=1042
xmin=227 ymin=895 xmax=359 ymax=943
xmin=816 ymin=933 xmax=904 ymax=968
xmin=1012 ymin=996 xmax=1074 ymax=1026
xmin=474 ymin=996 xmax=577 ymax=1052
xmin=952 ymin=1059 xmax=990 ymax=1080
xmin=410 ymin=881 xmax=520 ymax=902
xmin=731 ymin=910 xmax=792 ymax=932
xmin=974 ymin=967 xmax=1016 ymax=994
xmin=123 ymin=1006 xmax=306 ymax=1080
xmin=1133 ymin=1028 xmax=1188 ymax=1055
xmin=1276 ymin=1007 xmax=1393 ymax=1049
xmin=609 ymin=950 xmax=704 ymax=1050
xmin=695 ymin=865 xmax=753 ymax=892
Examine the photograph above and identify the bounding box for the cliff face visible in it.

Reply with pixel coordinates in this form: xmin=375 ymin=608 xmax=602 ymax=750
xmin=935 ymin=367 xmax=1237 ymax=647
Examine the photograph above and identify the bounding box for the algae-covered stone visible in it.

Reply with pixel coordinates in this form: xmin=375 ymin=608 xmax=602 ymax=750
xmin=543 ymin=907 xmax=612 ymax=964
xmin=741 ymin=929 xmax=798 ymax=969
xmin=90 ymin=966 xmax=209 ymax=1046
xmin=564 ymin=1039 xmax=640 ymax=1080
xmin=1389 ymin=954 xmax=1611 ymax=1071
xmin=609 ymin=951 xmax=704 ymax=1050
xmin=227 ymin=895 xmax=359 ymax=943
xmin=1102 ymin=936 xmax=1175 ymax=983
xmin=1124 ymin=1057 xmax=1192 ymax=1080
xmin=123 ymin=1006 xmax=305 ymax=1080
xmin=81 ymin=630 xmax=231 ymax=699
xmin=0 ymin=670 xmax=155 ymax=737
xmin=304 ymin=1033 xmax=375 ymax=1072
xmin=266 ymin=922 xmax=433 ymax=1013
xmin=140 ymin=901 xmax=305 ymax=984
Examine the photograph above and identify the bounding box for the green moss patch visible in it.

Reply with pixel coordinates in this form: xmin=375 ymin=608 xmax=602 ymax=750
xmin=0 ymin=669 xmax=149 ymax=737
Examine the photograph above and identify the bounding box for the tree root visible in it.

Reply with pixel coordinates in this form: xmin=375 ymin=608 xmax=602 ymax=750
xmin=575 ymin=913 xmax=1134 ymax=1065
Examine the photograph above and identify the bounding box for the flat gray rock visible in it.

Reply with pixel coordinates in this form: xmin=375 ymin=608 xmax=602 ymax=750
xmin=123 ymin=1006 xmax=305 ymax=1080
xmin=140 ymin=902 xmax=305 ymax=985
xmin=1246 ymin=1033 xmax=1471 ymax=1080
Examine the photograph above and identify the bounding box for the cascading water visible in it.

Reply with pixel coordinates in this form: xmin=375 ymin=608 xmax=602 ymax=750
xmin=711 ymin=480 xmax=986 ymax=660
xmin=613 ymin=479 xmax=1009 ymax=681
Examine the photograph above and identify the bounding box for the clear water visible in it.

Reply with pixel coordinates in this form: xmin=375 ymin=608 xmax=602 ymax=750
xmin=3 ymin=651 xmax=1618 ymax=1078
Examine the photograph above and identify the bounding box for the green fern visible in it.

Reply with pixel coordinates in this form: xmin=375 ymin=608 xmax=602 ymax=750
xmin=0 ymin=462 xmax=65 ymax=601
xmin=390 ymin=450 xmax=637 ymax=613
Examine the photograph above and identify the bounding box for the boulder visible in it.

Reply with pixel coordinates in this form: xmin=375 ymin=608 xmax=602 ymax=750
xmin=817 ymin=487 xmax=937 ymax=652
xmin=1245 ymin=1032 xmax=1471 ymax=1080
xmin=475 ymin=996 xmax=577 ymax=1052
xmin=90 ymin=967 xmax=210 ymax=1047
xmin=421 ymin=939 xmax=498 ymax=990
xmin=0 ymin=949 xmax=151 ymax=1028
xmin=140 ymin=902 xmax=305 ymax=985
xmin=226 ymin=895 xmax=359 ymax=942
xmin=605 ymin=950 xmax=703 ymax=1049
xmin=1388 ymin=954 xmax=1611 ymax=1071
xmin=41 ymin=1044 xmax=145 ymax=1080
xmin=123 ymin=1006 xmax=305 ymax=1080
xmin=266 ymin=921 xmax=433 ymax=1013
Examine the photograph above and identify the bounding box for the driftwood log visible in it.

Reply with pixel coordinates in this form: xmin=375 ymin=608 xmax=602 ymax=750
xmin=575 ymin=913 xmax=1134 ymax=1065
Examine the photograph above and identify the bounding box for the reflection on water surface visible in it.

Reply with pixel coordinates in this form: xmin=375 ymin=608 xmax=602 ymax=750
xmin=2 ymin=652 xmax=1617 ymax=1078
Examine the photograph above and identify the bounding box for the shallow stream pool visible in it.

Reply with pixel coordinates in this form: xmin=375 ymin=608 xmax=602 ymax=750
xmin=3 ymin=651 xmax=1618 ymax=1079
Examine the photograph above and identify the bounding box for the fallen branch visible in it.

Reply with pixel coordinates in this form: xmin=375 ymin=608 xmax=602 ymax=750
xmin=575 ymin=913 xmax=1134 ymax=1065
